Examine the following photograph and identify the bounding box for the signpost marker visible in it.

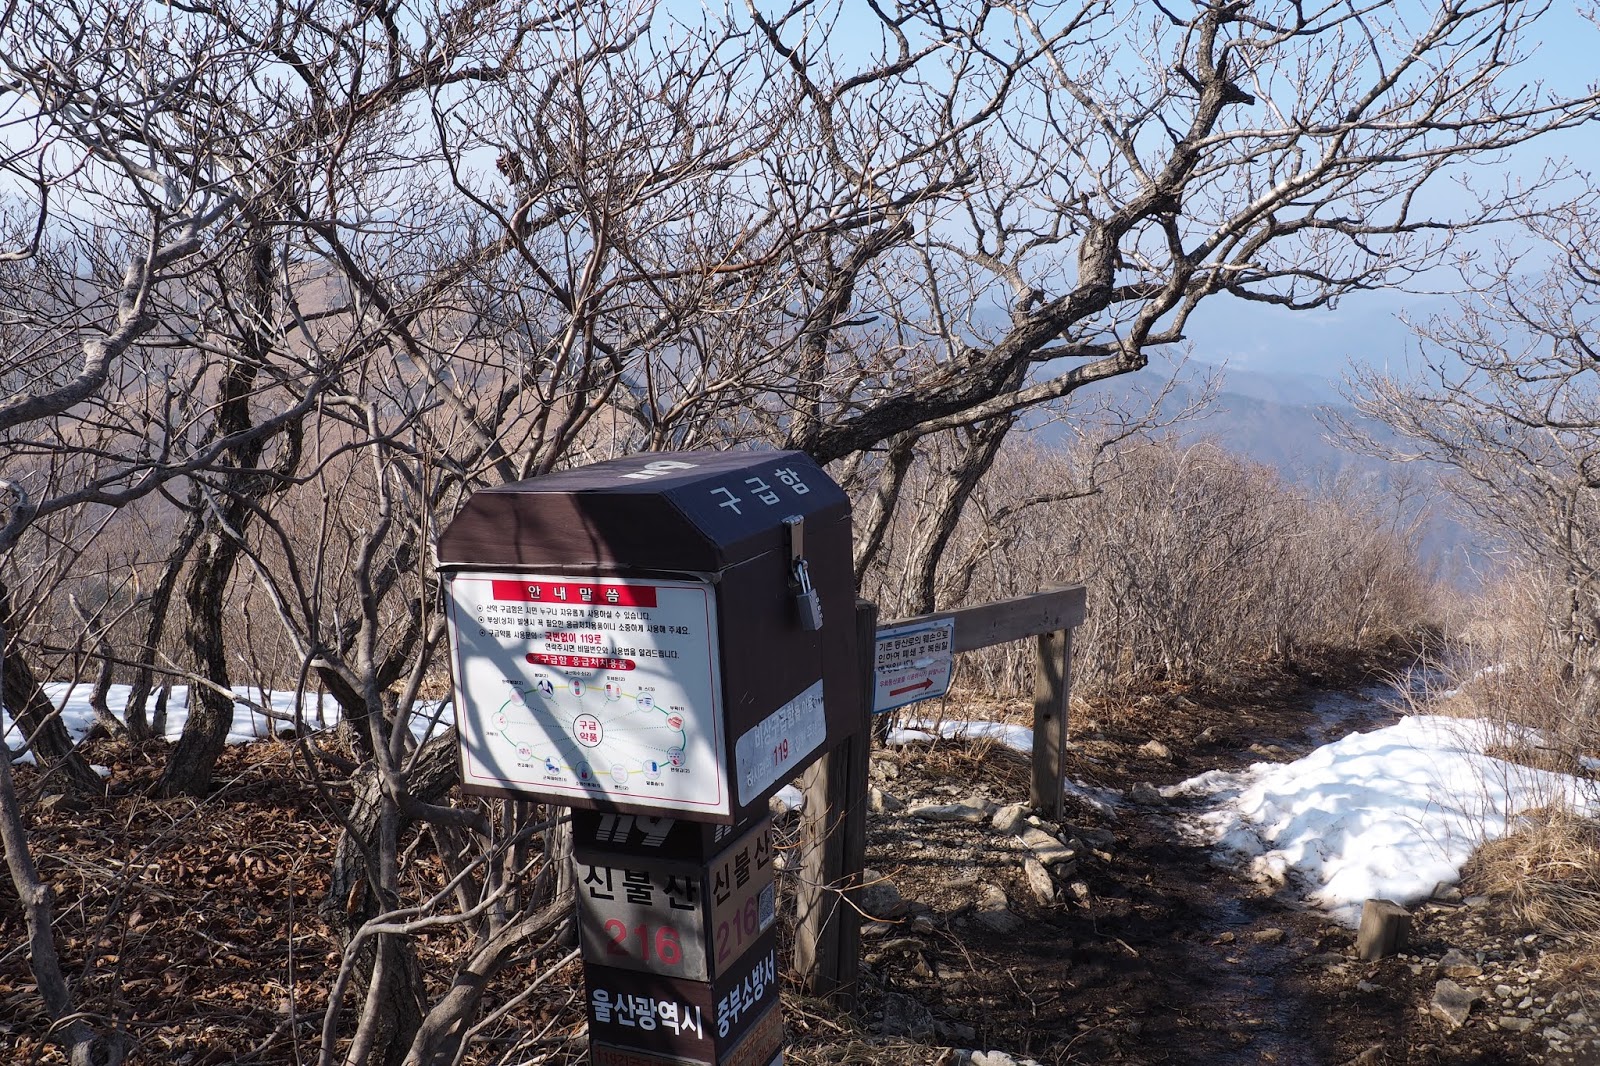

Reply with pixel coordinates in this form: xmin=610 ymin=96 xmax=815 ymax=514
xmin=437 ymin=451 xmax=862 ymax=1066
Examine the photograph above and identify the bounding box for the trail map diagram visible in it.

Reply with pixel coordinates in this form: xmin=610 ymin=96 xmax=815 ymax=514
xmin=447 ymin=573 xmax=728 ymax=813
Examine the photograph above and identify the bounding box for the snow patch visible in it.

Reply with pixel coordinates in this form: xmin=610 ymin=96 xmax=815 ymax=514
xmin=1177 ymin=715 xmax=1598 ymax=926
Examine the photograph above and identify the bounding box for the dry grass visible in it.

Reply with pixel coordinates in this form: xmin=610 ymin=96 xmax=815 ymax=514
xmin=786 ymin=1037 xmax=948 ymax=1066
xmin=882 ymin=721 xmax=1035 ymax=801
xmin=1465 ymin=807 xmax=1600 ymax=950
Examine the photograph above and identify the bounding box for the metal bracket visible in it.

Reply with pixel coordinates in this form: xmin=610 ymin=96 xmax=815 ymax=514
xmin=783 ymin=514 xmax=804 ymax=569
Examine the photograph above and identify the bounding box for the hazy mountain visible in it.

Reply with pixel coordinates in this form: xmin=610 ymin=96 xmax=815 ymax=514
xmin=1027 ymin=360 xmax=1490 ymax=583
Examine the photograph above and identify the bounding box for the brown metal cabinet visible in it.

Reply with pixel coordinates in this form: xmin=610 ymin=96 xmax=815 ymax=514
xmin=436 ymin=450 xmax=856 ymax=825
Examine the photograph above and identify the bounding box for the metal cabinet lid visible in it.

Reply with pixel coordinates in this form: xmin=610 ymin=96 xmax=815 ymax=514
xmin=436 ymin=450 xmax=847 ymax=572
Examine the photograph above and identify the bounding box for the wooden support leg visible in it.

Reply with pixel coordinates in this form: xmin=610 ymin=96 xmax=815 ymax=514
xmin=1357 ymin=898 xmax=1411 ymax=960
xmin=793 ymin=600 xmax=876 ymax=1005
xmin=1030 ymin=628 xmax=1072 ymax=821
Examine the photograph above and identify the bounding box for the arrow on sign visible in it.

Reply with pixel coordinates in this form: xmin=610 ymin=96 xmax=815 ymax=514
xmin=889 ymin=678 xmax=935 ymax=697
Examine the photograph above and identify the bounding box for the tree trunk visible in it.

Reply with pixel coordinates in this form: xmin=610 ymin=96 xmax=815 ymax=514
xmin=903 ymin=417 xmax=1017 ymax=615
xmin=158 ymin=229 xmax=292 ymax=796
xmin=0 ymin=617 xmax=124 ymax=1065
xmin=0 ymin=583 xmax=104 ymax=795
xmin=401 ymin=901 xmax=571 ymax=1066
xmin=852 ymin=433 xmax=916 ymax=586
xmin=157 ymin=524 xmax=245 ymax=797
xmin=123 ymin=508 xmax=205 ymax=741
xmin=323 ymin=735 xmax=461 ymax=1064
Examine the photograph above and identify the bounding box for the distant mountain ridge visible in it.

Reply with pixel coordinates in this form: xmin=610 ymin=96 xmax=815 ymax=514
xmin=1025 ymin=360 xmax=1489 ymax=582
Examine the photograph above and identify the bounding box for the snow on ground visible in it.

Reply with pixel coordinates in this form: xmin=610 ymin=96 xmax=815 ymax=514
xmin=2 ymin=683 xmax=455 ymax=763
xmin=888 ymin=711 xmax=1598 ymax=929
xmin=1173 ymin=715 xmax=1599 ymax=927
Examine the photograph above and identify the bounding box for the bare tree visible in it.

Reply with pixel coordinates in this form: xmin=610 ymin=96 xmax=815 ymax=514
xmin=733 ymin=0 xmax=1600 ymax=475
xmin=1349 ymin=203 xmax=1600 ymax=716
xmin=2 ymin=1 xmax=1598 ymax=1063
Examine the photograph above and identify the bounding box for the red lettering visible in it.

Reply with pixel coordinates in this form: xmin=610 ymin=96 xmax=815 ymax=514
xmin=491 ymin=580 xmax=657 ymax=607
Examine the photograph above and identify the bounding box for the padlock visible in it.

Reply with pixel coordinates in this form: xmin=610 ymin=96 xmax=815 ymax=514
xmin=793 ymin=558 xmax=823 ymax=631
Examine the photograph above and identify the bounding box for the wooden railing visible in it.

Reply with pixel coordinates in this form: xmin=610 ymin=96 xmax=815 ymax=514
xmin=793 ymin=585 xmax=1088 ymax=1001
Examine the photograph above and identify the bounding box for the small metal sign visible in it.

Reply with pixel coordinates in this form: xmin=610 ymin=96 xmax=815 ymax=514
xmin=576 ymin=819 xmax=777 ymax=981
xmin=872 ymin=618 xmax=955 ymax=713
xmin=732 ymin=680 xmax=825 ymax=806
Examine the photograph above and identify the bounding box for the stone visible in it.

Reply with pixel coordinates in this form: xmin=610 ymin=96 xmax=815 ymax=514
xmin=1139 ymin=739 xmax=1174 ymax=761
xmin=1023 ymin=857 xmax=1057 ymax=905
xmin=871 ymin=991 xmax=937 ymax=1040
xmin=973 ymin=908 xmax=1025 ymax=934
xmin=1077 ymin=827 xmax=1116 ymax=847
xmin=1430 ymin=979 xmax=1477 ymax=1029
xmin=859 ymin=870 xmax=910 ymax=920
xmin=1129 ymin=782 xmax=1166 ymax=805
xmin=908 ymin=801 xmax=990 ymax=822
xmin=968 ymin=1052 xmax=1040 ymax=1066
xmin=870 ymin=786 xmax=905 ymax=814
xmin=991 ymin=803 xmax=1030 ymax=834
xmin=1437 ymin=948 xmax=1483 ymax=979
xmin=1068 ymin=880 xmax=1092 ymax=902
xmin=38 ymin=792 xmax=92 ymax=815
xmin=1019 ymin=826 xmax=1078 ymax=865
xmin=1049 ymin=860 xmax=1081 ymax=881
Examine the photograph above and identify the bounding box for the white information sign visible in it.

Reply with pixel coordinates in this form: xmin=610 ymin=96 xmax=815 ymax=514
xmin=733 ymin=679 xmax=827 ymax=806
xmin=446 ymin=572 xmax=728 ymax=814
xmin=873 ymin=618 xmax=956 ymax=713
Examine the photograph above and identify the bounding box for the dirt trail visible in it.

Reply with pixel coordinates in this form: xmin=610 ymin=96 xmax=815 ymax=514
xmin=801 ymin=678 xmax=1413 ymax=1065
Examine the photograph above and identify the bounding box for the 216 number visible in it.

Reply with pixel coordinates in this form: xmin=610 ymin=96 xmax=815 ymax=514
xmin=604 ymin=919 xmax=683 ymax=966
xmin=714 ymin=896 xmax=762 ymax=963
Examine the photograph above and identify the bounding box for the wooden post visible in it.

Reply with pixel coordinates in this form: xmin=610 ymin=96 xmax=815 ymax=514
xmin=1356 ymin=898 xmax=1411 ymax=960
xmin=1030 ymin=627 xmax=1072 ymax=821
xmin=793 ymin=599 xmax=876 ymax=1003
